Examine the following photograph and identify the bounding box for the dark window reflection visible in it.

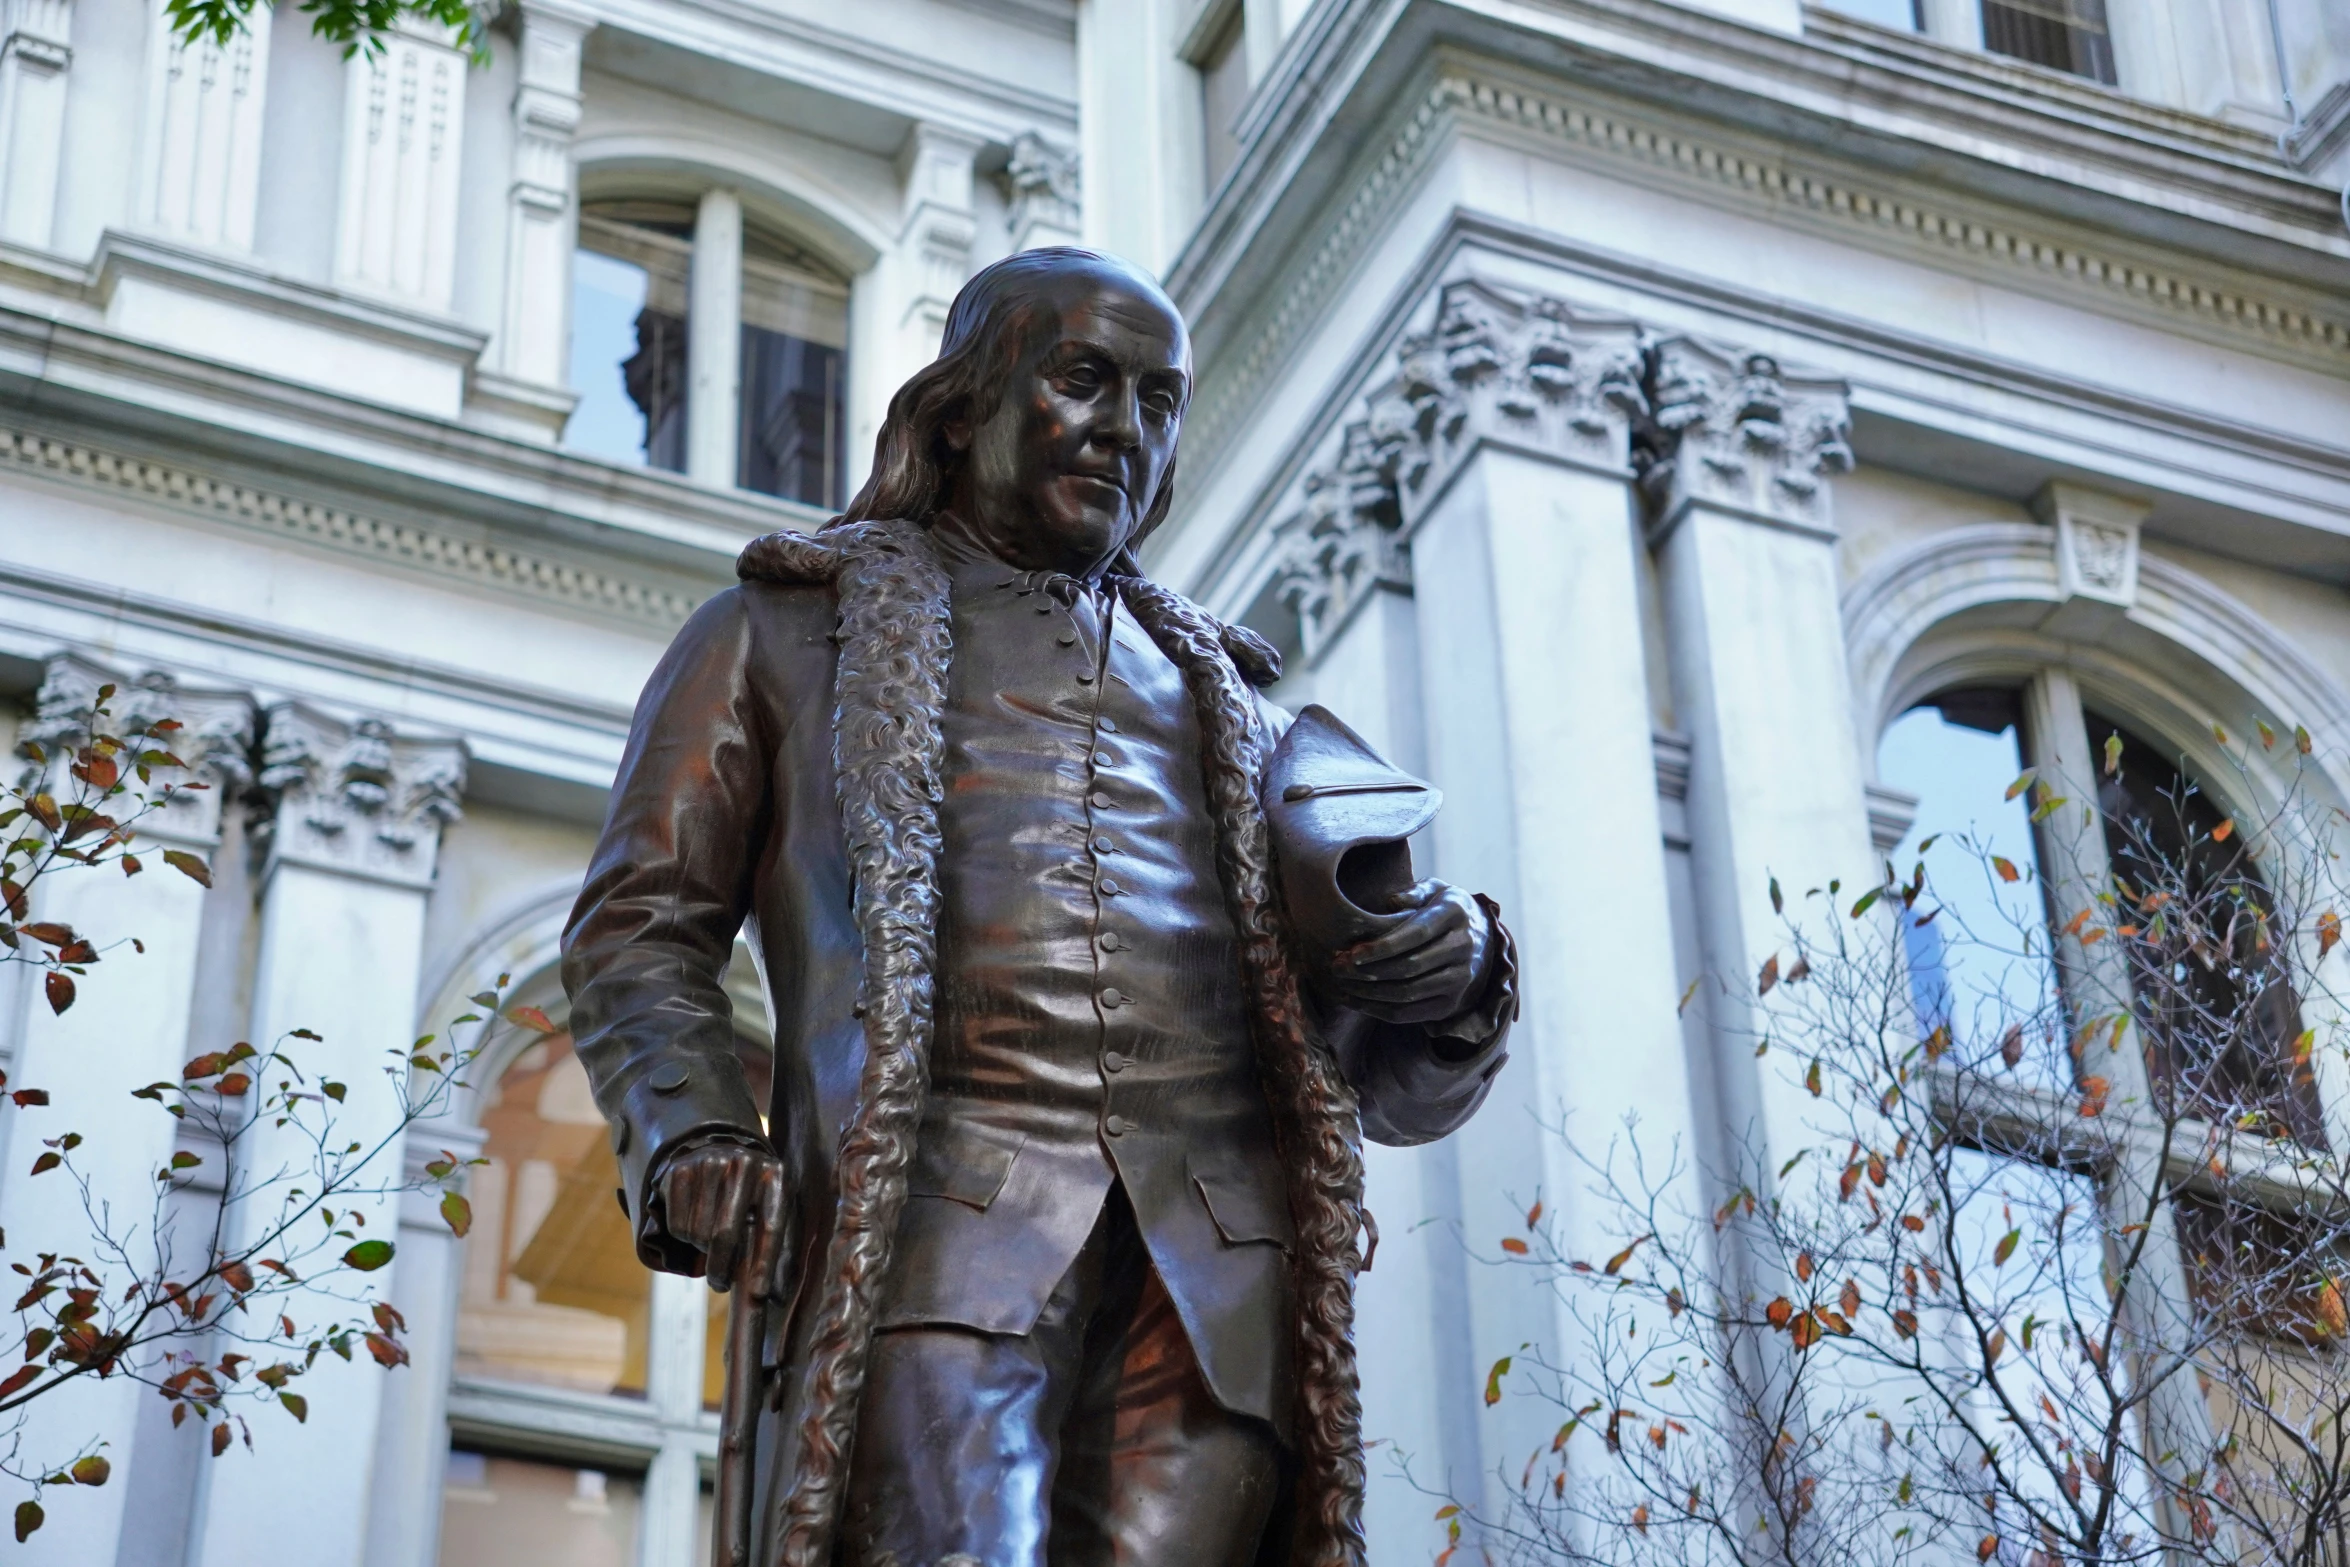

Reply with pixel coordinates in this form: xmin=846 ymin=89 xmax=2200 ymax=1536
xmin=570 ymin=204 xmax=695 ymax=474
xmin=738 ymin=242 xmax=849 ymax=509
xmin=1980 ymin=0 xmax=2116 ymax=83
xmin=2087 ymin=711 xmax=2325 ymax=1147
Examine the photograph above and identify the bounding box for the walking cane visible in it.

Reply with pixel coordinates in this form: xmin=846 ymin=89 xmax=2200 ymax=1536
xmin=714 ymin=1175 xmax=792 ymax=1567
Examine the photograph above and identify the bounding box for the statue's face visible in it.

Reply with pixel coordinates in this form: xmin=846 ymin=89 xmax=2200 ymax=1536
xmin=945 ymin=264 xmax=1190 ymax=576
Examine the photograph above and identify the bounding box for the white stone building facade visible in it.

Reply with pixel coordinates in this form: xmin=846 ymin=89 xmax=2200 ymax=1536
xmin=0 ymin=0 xmax=2343 ymax=1563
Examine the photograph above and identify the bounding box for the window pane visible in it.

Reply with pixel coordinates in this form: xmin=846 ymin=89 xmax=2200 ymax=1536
xmin=457 ymin=1033 xmax=652 ymax=1397
xmin=1879 ymin=694 xmax=2066 ymax=1089
xmin=1980 ymin=0 xmax=2116 ymax=82
xmin=738 ymin=254 xmax=848 ymax=508
xmin=570 ymin=208 xmax=693 ymax=473
xmin=2085 ymin=713 xmax=2325 ymax=1145
xmin=438 ymin=1448 xmax=642 ymax=1567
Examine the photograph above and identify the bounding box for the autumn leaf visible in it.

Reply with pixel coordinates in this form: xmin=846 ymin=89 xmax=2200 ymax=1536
xmin=2316 ymin=1279 xmax=2347 ymax=1339
xmin=43 ymin=972 xmax=73 ymax=1015
xmin=1840 ymin=1279 xmax=1862 ymax=1318
xmin=1985 ymin=1328 xmax=2007 ymax=1364
xmin=14 ymin=1500 xmax=41 ymax=1541
xmin=1790 ymin=1311 xmax=1821 ymax=1351
xmin=12 ymin=1088 xmax=47 ymax=1108
xmin=1525 ymin=1199 xmax=1543 ymax=1228
xmin=2079 ymin=1076 xmax=2111 ymax=1117
xmin=1795 ymin=1252 xmax=1816 ymax=1283
xmin=1757 ymin=955 xmax=1780 ymax=997
xmin=2004 ymin=769 xmax=2036 ymax=802
xmin=211 ymin=1422 xmax=231 ymax=1458
xmin=2298 ymin=725 xmax=2314 ymax=755
xmin=1485 ymin=1356 xmax=1511 ymax=1406
xmin=1992 ymin=856 xmax=2020 ymax=883
xmin=2000 ymin=1024 xmax=2025 ymax=1069
xmin=1631 ymin=1505 xmax=1649 ymax=1536
xmin=1805 ymin=1058 xmax=1823 ymax=1097
xmin=1978 ymin=1535 xmax=1999 ymax=1562
xmin=363 ymin=1332 xmax=409 ymax=1369
xmin=506 ymin=1005 xmax=558 ymax=1034
xmin=2325 ymin=911 xmax=2344 ymax=959
xmin=342 ymin=1240 xmax=395 ymax=1273
xmin=1994 ymin=1228 xmax=2021 ymax=1267
xmin=69 ymin=1455 xmax=109 ymax=1487
xmin=279 ymin=1391 xmax=308 ymax=1423
xmin=1500 ymin=1237 xmax=1529 ymax=1256
xmin=1766 ymin=1297 xmax=1794 ymax=1329
xmin=2259 ymin=720 xmax=2277 ymax=749
xmin=215 ymin=1073 xmax=250 ymax=1097
xmin=1892 ymin=1309 xmax=1919 ymax=1339
xmin=219 ymin=1261 xmax=254 ymax=1294
xmin=2212 ymin=819 xmax=2234 ymax=843
xmin=1602 ymin=1235 xmax=1651 ymax=1276
xmin=441 ymin=1191 xmax=473 ymax=1238
xmin=0 ymin=1365 xmax=40 ymax=1399
xmin=162 ymin=849 xmax=213 ymax=888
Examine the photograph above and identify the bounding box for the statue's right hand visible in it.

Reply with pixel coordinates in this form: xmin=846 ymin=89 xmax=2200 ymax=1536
xmin=654 ymin=1141 xmax=793 ymax=1300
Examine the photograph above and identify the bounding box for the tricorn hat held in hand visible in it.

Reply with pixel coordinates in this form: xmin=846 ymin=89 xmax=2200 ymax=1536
xmin=1261 ymin=704 xmax=1443 ymax=955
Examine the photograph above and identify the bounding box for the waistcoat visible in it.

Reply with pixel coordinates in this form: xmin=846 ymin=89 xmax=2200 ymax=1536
xmin=876 ymin=537 xmax=1296 ymax=1427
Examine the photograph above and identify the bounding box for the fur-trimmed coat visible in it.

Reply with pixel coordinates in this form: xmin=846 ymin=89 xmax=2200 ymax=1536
xmin=562 ymin=520 xmax=1516 ymax=1567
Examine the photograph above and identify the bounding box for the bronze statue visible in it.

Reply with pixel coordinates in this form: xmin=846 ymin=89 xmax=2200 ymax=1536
xmin=562 ymin=247 xmax=1518 ymax=1567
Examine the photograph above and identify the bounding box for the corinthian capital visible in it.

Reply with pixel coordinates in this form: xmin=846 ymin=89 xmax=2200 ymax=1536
xmin=256 ymin=705 xmax=465 ymax=886
xmin=17 ymin=656 xmax=256 ymax=846
xmin=1636 ymin=338 xmax=1854 ymax=539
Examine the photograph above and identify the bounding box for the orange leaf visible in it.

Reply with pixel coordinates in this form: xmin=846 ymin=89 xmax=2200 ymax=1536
xmin=1766 ymin=1297 xmax=1794 ymax=1329
xmin=1500 ymin=1237 xmax=1529 ymax=1256
xmin=2322 ymin=911 xmax=2342 ymax=960
xmin=1795 ymin=1252 xmax=1815 ymax=1282
xmin=1757 ymin=955 xmax=1780 ymax=997
xmin=2079 ymin=1076 xmax=2111 ymax=1117
xmin=1603 ymin=1235 xmax=1652 ymax=1276
xmin=506 ymin=1005 xmax=558 ymax=1034
xmin=1840 ymin=1279 xmax=1861 ymax=1318
xmin=1978 ymin=1536 xmax=1999 ymax=1562
xmin=1992 ymin=856 xmax=2020 ymax=883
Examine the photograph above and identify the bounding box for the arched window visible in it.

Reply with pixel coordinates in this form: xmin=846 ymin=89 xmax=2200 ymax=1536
xmin=1878 ymin=667 xmax=2335 ymax=1358
xmin=566 ymin=196 xmax=850 ymax=509
xmin=438 ymin=978 xmax=773 ymax=1567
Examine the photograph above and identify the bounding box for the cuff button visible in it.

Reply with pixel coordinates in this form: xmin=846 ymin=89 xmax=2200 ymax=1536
xmin=648 ymin=1063 xmax=691 ymax=1095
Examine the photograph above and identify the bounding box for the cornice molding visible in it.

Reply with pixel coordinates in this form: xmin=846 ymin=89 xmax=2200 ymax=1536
xmin=0 ymin=425 xmax=710 ymax=630
xmin=1185 ymin=65 xmax=2350 ymax=476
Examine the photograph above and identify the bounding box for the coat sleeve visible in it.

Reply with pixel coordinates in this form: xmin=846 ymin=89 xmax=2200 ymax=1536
xmin=563 ymin=587 xmax=775 ymax=1271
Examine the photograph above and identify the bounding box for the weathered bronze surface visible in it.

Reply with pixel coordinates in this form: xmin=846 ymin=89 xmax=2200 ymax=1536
xmin=562 ymin=248 xmax=1518 ymax=1567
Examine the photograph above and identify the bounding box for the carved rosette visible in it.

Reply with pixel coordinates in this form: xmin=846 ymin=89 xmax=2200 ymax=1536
xmin=1003 ymin=131 xmax=1081 ymax=252
xmin=1269 ymin=279 xmax=1647 ymax=661
xmin=1636 ymin=337 xmax=1855 ymax=537
xmin=17 ymin=655 xmax=256 ymax=846
xmin=257 ymin=705 xmax=466 ymax=886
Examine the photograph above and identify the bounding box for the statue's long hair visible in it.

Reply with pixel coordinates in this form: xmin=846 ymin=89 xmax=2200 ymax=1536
xmin=837 ymin=245 xmax=1182 ymax=547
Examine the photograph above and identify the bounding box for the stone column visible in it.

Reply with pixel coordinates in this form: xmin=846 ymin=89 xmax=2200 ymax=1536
xmin=479 ymin=0 xmax=593 ymax=437
xmin=686 ymin=186 xmax=744 ymax=488
xmin=363 ymin=1122 xmax=486 ymax=1567
xmin=0 ymin=0 xmax=71 ymax=248
xmin=134 ymin=0 xmax=270 ymax=251
xmin=1645 ymin=336 xmax=1868 ymax=1186
xmin=1002 ymin=131 xmax=1082 ymax=253
xmin=0 ymin=659 xmax=252 ymax=1567
xmin=1372 ymin=280 xmax=1696 ymax=1526
xmin=639 ymin=1270 xmax=711 ymax=1565
xmin=188 ymin=707 xmax=465 ymax=1567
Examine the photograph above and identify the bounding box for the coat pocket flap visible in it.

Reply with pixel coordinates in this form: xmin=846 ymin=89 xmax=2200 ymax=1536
xmin=907 ymin=1121 xmax=1026 ymax=1211
xmin=1188 ymin=1149 xmax=1295 ymax=1250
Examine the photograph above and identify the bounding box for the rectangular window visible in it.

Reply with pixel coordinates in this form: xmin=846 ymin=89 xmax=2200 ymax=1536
xmin=570 ymin=209 xmax=694 ymax=473
xmin=1979 ymin=0 xmax=2116 ymax=83
xmin=738 ymin=250 xmax=849 ymax=510
xmin=1814 ymin=0 xmax=1922 ymax=30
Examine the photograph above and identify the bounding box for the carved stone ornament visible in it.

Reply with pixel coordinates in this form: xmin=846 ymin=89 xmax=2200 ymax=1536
xmin=16 ymin=655 xmax=257 ymax=847
xmin=256 ymin=704 xmax=466 ymax=885
xmin=1270 ymin=278 xmax=1647 ymax=661
xmin=1636 ymin=337 xmax=1854 ymax=539
xmin=1003 ymin=131 xmax=1081 ymax=251
xmin=2034 ymin=480 xmax=2147 ymax=610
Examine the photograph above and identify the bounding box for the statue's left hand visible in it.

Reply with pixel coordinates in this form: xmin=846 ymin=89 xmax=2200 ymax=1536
xmin=1323 ymin=879 xmax=1493 ymax=1026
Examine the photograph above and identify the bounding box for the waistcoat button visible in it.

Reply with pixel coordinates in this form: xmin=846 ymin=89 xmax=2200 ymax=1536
xmin=1104 ymin=1115 xmax=1129 ymax=1136
xmin=1098 ymin=717 xmax=1118 ymax=733
xmin=1058 ymin=632 xmax=1077 ymax=646
xmin=1102 ymin=1051 xmax=1127 ymax=1072
xmin=1093 ymin=835 xmax=1114 ymax=853
xmin=1099 ymin=876 xmax=1122 ymax=895
xmin=1090 ymin=791 xmax=1113 ymax=809
xmin=1099 ymin=987 xmax=1127 ymax=1008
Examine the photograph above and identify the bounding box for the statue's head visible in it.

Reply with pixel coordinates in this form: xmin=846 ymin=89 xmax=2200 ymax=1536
xmin=840 ymin=247 xmax=1191 ymax=577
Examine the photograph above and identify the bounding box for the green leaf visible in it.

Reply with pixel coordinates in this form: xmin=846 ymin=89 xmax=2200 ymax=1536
xmin=342 ymin=1240 xmax=395 ymax=1273
xmin=2003 ymin=768 xmax=2037 ymax=802
xmin=14 ymin=1499 xmax=40 ymax=1541
xmin=279 ymin=1391 xmax=308 ymax=1423
xmin=1484 ymin=1356 xmax=1512 ymax=1407
xmin=1769 ymin=877 xmax=1783 ymax=915
xmin=1993 ymin=1228 xmax=2020 ymax=1267
xmin=2029 ymin=793 xmax=2069 ymax=824
xmin=440 ymin=1192 xmax=472 ymax=1239
xmin=1850 ymin=886 xmax=1882 ymax=919
xmin=69 ymin=1455 xmax=109 ymax=1487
